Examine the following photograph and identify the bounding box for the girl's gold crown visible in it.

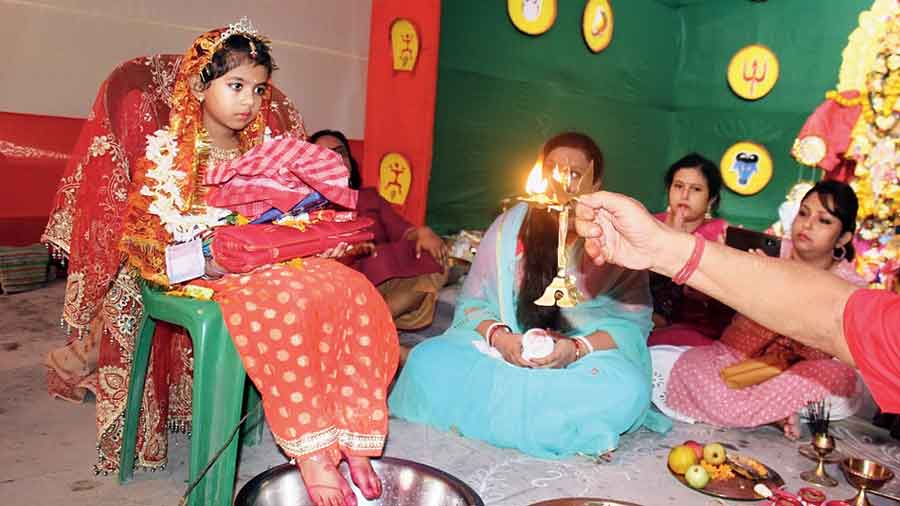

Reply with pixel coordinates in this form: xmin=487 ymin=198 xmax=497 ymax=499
xmin=219 ymin=17 xmax=266 ymax=43
xmin=214 ymin=17 xmax=271 ymax=57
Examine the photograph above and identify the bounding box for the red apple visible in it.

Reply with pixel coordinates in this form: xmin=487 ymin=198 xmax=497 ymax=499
xmin=683 ymin=440 xmax=704 ymax=460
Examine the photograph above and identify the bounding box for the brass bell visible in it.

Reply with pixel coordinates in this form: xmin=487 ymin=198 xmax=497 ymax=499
xmin=534 ymin=273 xmax=580 ymax=308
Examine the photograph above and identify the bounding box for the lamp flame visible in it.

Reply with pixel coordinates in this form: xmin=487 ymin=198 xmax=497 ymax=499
xmin=552 ymin=165 xmax=563 ymax=183
xmin=525 ymin=162 xmax=548 ymax=195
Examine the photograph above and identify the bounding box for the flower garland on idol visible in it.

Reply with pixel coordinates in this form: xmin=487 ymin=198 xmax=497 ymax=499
xmin=846 ymin=15 xmax=900 ymax=289
xmin=796 ymin=1 xmax=900 ymax=290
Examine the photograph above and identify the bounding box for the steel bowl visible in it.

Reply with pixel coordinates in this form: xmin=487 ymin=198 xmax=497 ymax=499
xmin=529 ymin=499 xmax=645 ymax=506
xmin=234 ymin=457 xmax=484 ymax=506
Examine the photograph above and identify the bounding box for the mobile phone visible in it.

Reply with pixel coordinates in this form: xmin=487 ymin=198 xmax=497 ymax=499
xmin=725 ymin=227 xmax=781 ymax=257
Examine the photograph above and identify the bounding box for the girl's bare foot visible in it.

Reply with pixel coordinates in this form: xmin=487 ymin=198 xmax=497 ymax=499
xmin=297 ymin=455 xmax=357 ymax=506
xmin=344 ymin=454 xmax=382 ymax=500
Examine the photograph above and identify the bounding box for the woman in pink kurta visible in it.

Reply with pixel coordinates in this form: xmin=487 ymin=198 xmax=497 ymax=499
xmin=659 ymin=181 xmax=866 ymax=437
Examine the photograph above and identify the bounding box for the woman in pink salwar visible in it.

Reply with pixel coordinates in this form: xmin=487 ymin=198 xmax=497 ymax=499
xmin=653 ymin=181 xmax=866 ymax=438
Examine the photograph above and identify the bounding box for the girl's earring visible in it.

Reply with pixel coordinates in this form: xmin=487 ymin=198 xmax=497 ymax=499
xmin=705 ymin=206 xmax=713 ymax=219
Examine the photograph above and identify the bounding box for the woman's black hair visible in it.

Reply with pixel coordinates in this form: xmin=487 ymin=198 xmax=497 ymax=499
xmin=200 ymin=34 xmax=275 ymax=86
xmin=664 ymin=153 xmax=722 ymax=213
xmin=801 ymin=180 xmax=858 ymax=261
xmin=516 ymin=132 xmax=603 ymax=332
xmin=308 ymin=129 xmax=362 ymax=189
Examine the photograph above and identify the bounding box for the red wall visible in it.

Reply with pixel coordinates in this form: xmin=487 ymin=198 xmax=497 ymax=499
xmin=347 ymin=139 xmax=365 ymax=171
xmin=0 ymin=112 xmax=84 ymax=245
xmin=361 ymin=0 xmax=441 ymax=226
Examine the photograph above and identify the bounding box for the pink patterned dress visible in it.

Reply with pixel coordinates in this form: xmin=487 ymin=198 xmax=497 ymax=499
xmin=662 ymin=246 xmax=867 ymax=427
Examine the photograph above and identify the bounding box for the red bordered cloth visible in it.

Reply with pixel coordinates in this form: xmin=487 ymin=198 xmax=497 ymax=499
xmin=205 ymin=137 xmax=357 ymax=220
xmin=212 ymin=218 xmax=375 ymax=273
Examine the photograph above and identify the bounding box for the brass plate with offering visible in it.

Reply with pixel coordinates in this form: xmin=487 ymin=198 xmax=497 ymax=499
xmin=667 ymin=441 xmax=784 ymax=501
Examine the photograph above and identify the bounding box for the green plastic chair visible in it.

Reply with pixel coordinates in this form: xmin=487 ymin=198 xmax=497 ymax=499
xmin=118 ymin=283 xmax=264 ymax=506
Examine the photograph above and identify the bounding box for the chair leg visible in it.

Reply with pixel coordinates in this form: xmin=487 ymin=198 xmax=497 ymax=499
xmin=241 ymin=383 xmax=265 ymax=447
xmin=187 ymin=326 xmax=247 ymax=506
xmin=118 ymin=315 xmax=157 ymax=484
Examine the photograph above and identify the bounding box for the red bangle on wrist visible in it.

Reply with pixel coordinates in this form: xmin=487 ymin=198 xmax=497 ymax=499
xmin=571 ymin=339 xmax=583 ymax=361
xmin=486 ymin=322 xmax=511 ymax=347
xmin=672 ymin=235 xmax=705 ymax=285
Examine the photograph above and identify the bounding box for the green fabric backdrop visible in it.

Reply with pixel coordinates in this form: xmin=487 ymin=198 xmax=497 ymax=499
xmin=427 ymin=0 xmax=870 ymax=233
xmin=669 ymin=0 xmax=865 ymax=229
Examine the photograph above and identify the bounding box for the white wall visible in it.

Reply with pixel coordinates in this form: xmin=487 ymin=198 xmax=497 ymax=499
xmin=0 ymin=0 xmax=371 ymax=137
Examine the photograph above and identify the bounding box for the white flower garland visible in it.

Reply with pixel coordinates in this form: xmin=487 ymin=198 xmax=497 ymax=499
xmin=139 ymin=128 xmax=232 ymax=243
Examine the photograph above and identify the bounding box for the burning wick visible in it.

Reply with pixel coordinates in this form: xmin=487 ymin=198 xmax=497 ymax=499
xmin=552 ymin=164 xmax=577 ymax=193
xmin=524 ymin=162 xmax=556 ymax=206
xmin=525 ymin=162 xmax=548 ymax=195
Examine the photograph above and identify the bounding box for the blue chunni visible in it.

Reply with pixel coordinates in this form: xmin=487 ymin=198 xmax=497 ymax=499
xmin=389 ymin=203 xmax=671 ymax=458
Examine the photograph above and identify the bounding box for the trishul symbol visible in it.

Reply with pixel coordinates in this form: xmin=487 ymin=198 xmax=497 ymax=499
xmin=742 ymin=59 xmax=767 ymax=98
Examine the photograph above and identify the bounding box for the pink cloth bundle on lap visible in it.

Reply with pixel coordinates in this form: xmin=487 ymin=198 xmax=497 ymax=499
xmin=211 ymin=218 xmax=375 ymax=273
xmin=205 ymin=137 xmax=357 ymax=220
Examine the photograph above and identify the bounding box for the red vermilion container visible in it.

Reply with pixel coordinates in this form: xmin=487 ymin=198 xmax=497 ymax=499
xmin=799 ymin=487 xmax=826 ymax=505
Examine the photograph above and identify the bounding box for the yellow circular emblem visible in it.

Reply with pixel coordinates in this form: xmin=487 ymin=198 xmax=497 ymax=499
xmin=727 ymin=44 xmax=779 ymax=100
xmin=720 ymin=141 xmax=773 ymax=195
xmin=508 ymin=0 xmax=557 ymax=36
xmin=583 ymin=0 xmax=613 ymax=53
xmin=378 ymin=152 xmax=413 ymax=205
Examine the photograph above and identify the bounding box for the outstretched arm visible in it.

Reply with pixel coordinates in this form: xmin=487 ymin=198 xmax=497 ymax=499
xmin=574 ymin=191 xmax=857 ymax=364
xmin=653 ymin=230 xmax=856 ymax=364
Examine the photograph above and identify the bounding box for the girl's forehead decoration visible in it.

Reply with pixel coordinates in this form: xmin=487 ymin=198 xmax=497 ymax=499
xmin=193 ymin=17 xmax=271 ymax=63
xmin=219 ymin=17 xmax=265 ymax=44
xmin=191 ymin=17 xmax=275 ymax=85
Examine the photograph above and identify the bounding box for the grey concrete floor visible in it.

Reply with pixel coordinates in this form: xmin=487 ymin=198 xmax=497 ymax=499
xmin=3 ymin=280 xmax=899 ymax=506
xmin=0 ymin=281 xmax=294 ymax=506
xmin=1 ymin=280 xmax=189 ymax=505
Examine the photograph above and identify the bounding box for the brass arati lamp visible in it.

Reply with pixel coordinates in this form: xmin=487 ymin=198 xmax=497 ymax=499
xmin=518 ymin=163 xmax=584 ymax=307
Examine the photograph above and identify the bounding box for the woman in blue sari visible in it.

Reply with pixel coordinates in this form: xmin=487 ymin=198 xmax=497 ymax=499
xmin=389 ymin=133 xmax=671 ymax=458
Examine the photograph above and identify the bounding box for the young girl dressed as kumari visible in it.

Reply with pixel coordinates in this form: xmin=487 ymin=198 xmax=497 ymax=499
xmin=118 ymin=20 xmax=398 ymax=506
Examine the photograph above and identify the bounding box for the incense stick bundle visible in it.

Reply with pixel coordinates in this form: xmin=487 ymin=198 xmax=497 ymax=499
xmin=804 ymin=400 xmax=831 ymax=435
